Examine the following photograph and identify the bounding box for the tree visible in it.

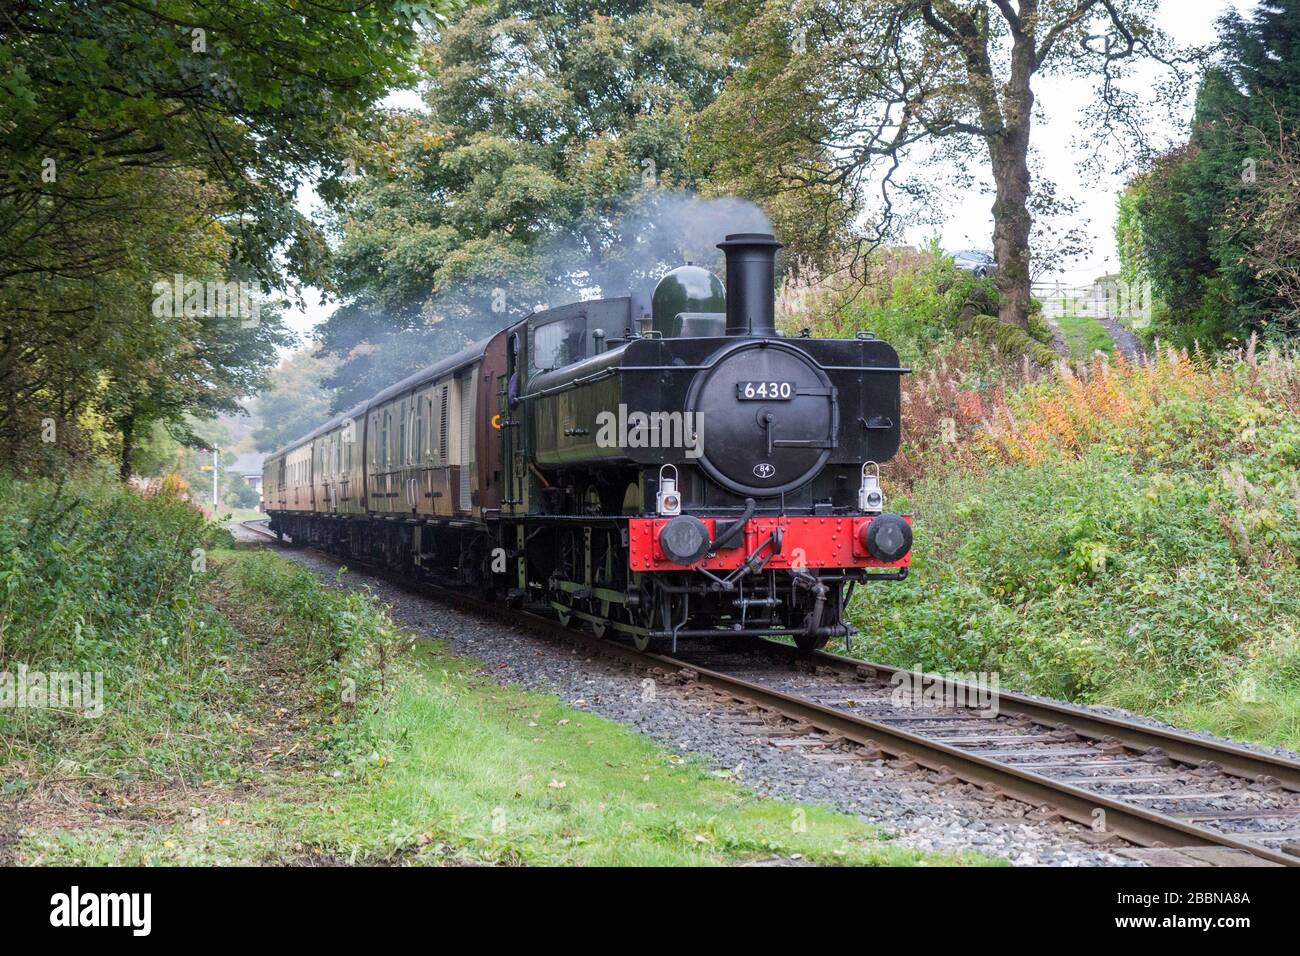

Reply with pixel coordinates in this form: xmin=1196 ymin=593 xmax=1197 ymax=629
xmin=1237 ymin=120 xmax=1300 ymax=328
xmin=698 ymin=0 xmax=1189 ymax=328
xmin=0 ymin=0 xmax=453 ymax=292
xmin=253 ymin=348 xmax=339 ymax=453
xmin=1128 ymin=1 xmax=1300 ymax=343
xmin=0 ymin=0 xmax=456 ymax=473
xmin=319 ymin=0 xmax=735 ymax=409
xmin=0 ymin=162 xmax=291 ymax=474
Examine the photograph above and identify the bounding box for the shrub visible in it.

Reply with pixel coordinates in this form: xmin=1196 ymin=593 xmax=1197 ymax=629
xmin=853 ymin=341 xmax=1300 ymax=747
xmin=781 ymin=245 xmax=1051 ymax=368
xmin=0 ymin=475 xmax=239 ymax=776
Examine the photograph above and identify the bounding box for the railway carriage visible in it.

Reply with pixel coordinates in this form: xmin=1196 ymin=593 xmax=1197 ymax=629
xmin=265 ymin=232 xmax=912 ymax=652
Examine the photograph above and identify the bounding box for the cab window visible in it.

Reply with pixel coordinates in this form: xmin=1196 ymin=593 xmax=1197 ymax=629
xmin=529 ymin=316 xmax=586 ymax=374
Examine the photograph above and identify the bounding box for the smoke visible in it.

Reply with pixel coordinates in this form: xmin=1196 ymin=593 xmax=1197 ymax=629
xmin=320 ymin=191 xmax=773 ymax=411
xmin=583 ymin=192 xmax=773 ymax=299
xmin=427 ymin=189 xmax=771 ymax=330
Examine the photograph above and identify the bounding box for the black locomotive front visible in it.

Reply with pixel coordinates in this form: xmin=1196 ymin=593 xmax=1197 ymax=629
xmin=520 ymin=232 xmax=911 ymax=652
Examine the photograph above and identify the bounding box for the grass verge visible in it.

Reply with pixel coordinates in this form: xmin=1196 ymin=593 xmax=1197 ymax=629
xmin=5 ymin=503 xmax=981 ymax=866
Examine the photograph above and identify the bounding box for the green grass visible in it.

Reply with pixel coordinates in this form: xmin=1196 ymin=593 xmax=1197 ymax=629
xmin=0 ymin=475 xmax=248 ymax=779
xmin=1055 ymin=313 xmax=1114 ymax=361
xmin=10 ymin=526 xmax=983 ymax=866
xmin=22 ymin=645 xmax=977 ymax=865
xmin=240 ymin=643 xmax=975 ymax=866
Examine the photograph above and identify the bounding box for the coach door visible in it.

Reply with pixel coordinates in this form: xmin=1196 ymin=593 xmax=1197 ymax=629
xmin=502 ymin=328 xmax=526 ymax=515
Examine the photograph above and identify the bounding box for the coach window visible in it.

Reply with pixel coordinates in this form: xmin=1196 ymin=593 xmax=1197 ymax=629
xmin=410 ymin=405 xmax=421 ymax=466
xmin=426 ymin=395 xmax=435 ymax=461
xmin=398 ymin=402 xmax=407 ymax=466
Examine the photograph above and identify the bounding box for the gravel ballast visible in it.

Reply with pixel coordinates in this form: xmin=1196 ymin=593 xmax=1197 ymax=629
xmin=232 ymin=523 xmax=1146 ymax=865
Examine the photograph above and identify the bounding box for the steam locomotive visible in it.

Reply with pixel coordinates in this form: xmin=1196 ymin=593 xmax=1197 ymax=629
xmin=263 ymin=232 xmax=912 ymax=652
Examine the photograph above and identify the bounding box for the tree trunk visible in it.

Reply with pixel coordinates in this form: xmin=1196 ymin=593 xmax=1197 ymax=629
xmin=119 ymin=414 xmax=134 ymax=482
xmin=990 ymin=138 xmax=1033 ymax=328
xmin=989 ymin=29 xmax=1036 ymax=330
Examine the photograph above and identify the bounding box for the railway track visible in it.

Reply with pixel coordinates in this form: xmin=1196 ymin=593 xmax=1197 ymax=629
xmin=240 ymin=518 xmax=1300 ymax=866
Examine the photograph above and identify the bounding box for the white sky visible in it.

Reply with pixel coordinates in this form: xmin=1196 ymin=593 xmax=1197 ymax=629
xmin=914 ymin=0 xmax=1256 ymax=282
xmin=281 ymin=0 xmax=1254 ymax=342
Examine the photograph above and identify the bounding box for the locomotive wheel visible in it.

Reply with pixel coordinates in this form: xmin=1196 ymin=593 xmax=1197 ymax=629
xmin=793 ymin=627 xmax=830 ymax=654
xmin=632 ymin=586 xmax=681 ymax=653
xmin=621 ymin=574 xmax=656 ymax=652
xmin=793 ymin=604 xmax=832 ymax=654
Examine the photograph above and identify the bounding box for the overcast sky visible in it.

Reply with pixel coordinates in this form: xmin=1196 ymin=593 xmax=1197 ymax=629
xmin=281 ymin=0 xmax=1256 ymax=342
xmin=920 ymin=0 xmax=1256 ymax=284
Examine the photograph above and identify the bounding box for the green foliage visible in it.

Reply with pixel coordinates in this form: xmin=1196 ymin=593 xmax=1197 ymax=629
xmin=0 ymin=476 xmax=240 ymax=777
xmin=0 ymin=474 xmax=408 ymax=788
xmin=223 ymin=474 xmax=260 ymax=510
xmin=0 ymin=0 xmax=447 ymax=288
xmin=855 ymin=350 xmax=1300 ymax=750
xmin=1114 ymin=181 xmax=1151 ymax=289
xmin=252 ymin=348 xmax=339 ymax=453
xmin=218 ymin=553 xmax=407 ymax=723
xmin=1128 ymin=2 xmax=1300 ymax=345
xmin=320 ymin=0 xmax=732 ymax=409
xmin=801 ymin=247 xmax=1054 ymax=367
xmin=0 ymin=0 xmax=452 ymax=473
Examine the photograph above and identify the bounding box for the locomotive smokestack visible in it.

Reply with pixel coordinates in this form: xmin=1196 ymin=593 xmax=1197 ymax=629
xmin=718 ymin=232 xmax=781 ymax=337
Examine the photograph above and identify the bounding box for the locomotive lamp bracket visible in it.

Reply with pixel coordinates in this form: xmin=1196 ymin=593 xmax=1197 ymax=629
xmin=859 ymin=461 xmax=884 ymax=514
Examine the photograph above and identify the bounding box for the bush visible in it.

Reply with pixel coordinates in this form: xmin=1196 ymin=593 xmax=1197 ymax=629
xmin=785 ymin=245 xmax=1052 ymax=366
xmin=0 ymin=473 xmax=409 ymax=782
xmin=853 ymin=343 xmax=1300 ymax=748
xmin=0 ymin=475 xmax=241 ymax=776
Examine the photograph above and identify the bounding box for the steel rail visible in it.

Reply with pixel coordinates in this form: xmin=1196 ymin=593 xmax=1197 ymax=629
xmin=769 ymin=643 xmax=1300 ymax=794
xmin=239 ymin=520 xmax=1297 ymax=865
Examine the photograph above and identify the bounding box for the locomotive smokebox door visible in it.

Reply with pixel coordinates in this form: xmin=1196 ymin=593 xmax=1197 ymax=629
xmin=686 ymin=340 xmax=837 ymax=498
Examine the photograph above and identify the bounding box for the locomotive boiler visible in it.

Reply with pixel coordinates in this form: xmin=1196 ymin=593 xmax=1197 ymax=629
xmin=264 ymin=231 xmax=912 ymax=652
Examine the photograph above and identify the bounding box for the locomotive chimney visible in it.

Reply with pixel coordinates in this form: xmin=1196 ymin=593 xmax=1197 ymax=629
xmin=718 ymin=232 xmax=781 ymax=337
